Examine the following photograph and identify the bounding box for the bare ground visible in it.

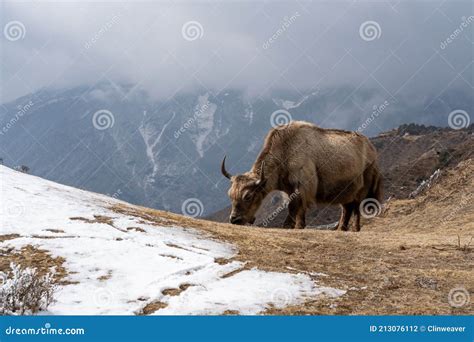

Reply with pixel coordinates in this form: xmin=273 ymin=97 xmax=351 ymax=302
xmin=110 ymin=159 xmax=474 ymax=315
xmin=2 ymin=159 xmax=472 ymax=315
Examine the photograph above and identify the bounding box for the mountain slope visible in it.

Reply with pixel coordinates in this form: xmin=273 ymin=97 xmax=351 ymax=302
xmin=0 ymin=165 xmax=344 ymax=315
xmin=1 ymin=158 xmax=472 ymax=315
xmin=1 ymin=83 xmax=472 ymax=216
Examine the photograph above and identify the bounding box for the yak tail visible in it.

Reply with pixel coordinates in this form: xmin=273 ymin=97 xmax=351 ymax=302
xmin=369 ymin=165 xmax=383 ymax=203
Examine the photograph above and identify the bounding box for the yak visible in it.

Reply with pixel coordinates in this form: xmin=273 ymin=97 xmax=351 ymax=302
xmin=221 ymin=121 xmax=382 ymax=230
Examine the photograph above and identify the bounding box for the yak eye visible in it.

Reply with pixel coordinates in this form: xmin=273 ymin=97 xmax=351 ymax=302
xmin=243 ymin=192 xmax=253 ymax=202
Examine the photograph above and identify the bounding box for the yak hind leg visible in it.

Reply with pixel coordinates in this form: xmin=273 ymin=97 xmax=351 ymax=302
xmin=352 ymin=201 xmax=361 ymax=232
xmin=338 ymin=203 xmax=354 ymax=231
xmin=294 ymin=206 xmax=306 ymax=229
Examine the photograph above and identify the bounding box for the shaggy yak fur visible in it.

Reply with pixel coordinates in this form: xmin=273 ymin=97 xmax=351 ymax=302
xmin=221 ymin=121 xmax=382 ymax=230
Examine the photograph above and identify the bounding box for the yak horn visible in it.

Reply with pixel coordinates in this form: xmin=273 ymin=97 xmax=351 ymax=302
xmin=221 ymin=156 xmax=232 ymax=179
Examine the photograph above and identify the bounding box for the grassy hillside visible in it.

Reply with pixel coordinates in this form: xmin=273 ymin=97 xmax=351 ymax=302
xmin=107 ymin=158 xmax=473 ymax=314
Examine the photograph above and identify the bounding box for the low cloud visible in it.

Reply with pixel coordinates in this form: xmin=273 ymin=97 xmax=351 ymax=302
xmin=1 ymin=1 xmax=472 ymax=103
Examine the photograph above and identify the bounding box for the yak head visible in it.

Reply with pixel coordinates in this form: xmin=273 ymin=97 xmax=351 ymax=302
xmin=221 ymin=156 xmax=267 ymax=225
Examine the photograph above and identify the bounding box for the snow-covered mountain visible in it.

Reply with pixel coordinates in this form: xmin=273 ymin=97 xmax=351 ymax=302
xmin=0 ymin=82 xmax=471 ymax=215
xmin=0 ymin=165 xmax=346 ymax=314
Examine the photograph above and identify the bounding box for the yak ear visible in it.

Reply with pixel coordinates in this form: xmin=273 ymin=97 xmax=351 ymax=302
xmin=255 ymin=161 xmax=266 ymax=187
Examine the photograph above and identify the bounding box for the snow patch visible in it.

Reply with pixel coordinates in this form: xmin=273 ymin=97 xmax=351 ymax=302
xmin=191 ymin=93 xmax=217 ymax=158
xmin=139 ymin=112 xmax=175 ymax=179
xmin=0 ymin=166 xmax=345 ymax=315
xmin=272 ymin=93 xmax=315 ymax=110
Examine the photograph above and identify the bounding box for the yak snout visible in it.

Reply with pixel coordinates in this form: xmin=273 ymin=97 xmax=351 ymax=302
xmin=229 ymin=215 xmax=244 ymax=225
xmin=229 ymin=215 xmax=256 ymax=225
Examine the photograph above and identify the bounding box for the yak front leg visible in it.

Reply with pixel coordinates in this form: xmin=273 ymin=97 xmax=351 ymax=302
xmin=291 ymin=193 xmax=306 ymax=229
xmin=283 ymin=199 xmax=297 ymax=228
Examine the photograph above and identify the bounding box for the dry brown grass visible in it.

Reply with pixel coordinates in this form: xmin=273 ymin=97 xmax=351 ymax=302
xmin=0 ymin=234 xmax=21 ymax=242
xmin=162 ymin=283 xmax=193 ymax=296
xmin=0 ymin=245 xmax=69 ymax=285
xmin=110 ymin=159 xmax=474 ymax=315
xmin=138 ymin=300 xmax=168 ymax=315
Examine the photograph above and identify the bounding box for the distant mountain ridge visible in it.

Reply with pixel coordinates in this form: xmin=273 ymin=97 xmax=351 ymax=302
xmin=0 ymin=82 xmax=471 ymax=215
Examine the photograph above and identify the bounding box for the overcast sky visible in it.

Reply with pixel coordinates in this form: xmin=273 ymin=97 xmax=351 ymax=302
xmin=1 ymin=0 xmax=472 ymax=103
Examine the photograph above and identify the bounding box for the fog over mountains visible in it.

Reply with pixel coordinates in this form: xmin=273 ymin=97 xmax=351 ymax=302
xmin=1 ymin=0 xmax=472 ymax=214
xmin=0 ymin=81 xmax=471 ymax=215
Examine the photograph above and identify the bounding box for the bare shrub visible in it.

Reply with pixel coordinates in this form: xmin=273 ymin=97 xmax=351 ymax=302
xmin=0 ymin=262 xmax=57 ymax=315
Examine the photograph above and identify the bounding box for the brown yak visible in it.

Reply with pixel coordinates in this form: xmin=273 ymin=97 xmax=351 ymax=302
xmin=221 ymin=121 xmax=382 ymax=230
